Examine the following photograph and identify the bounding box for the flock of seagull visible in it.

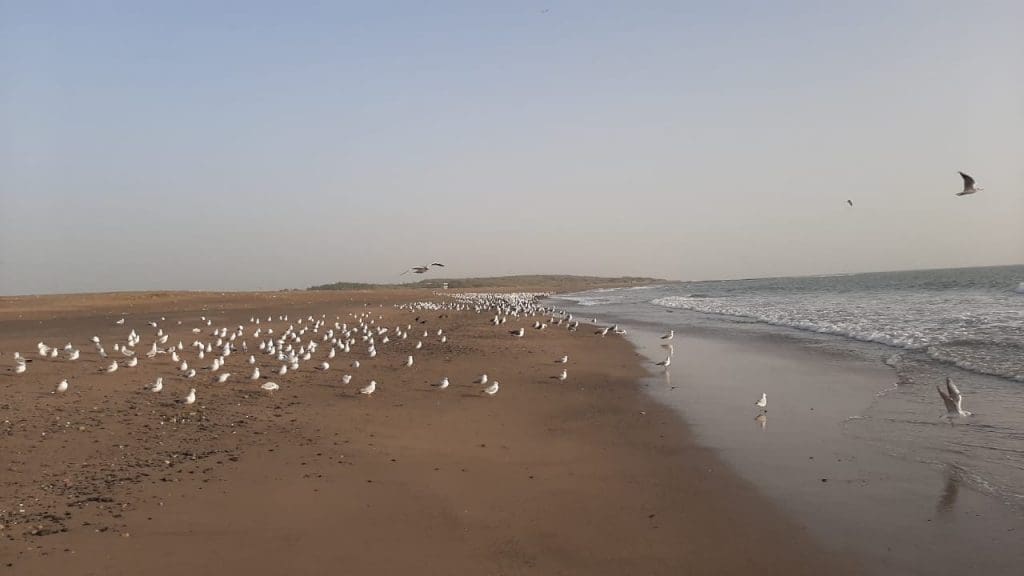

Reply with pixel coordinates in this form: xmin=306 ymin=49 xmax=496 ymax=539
xmin=5 ymin=292 xmax=600 ymax=408
xmin=5 ymin=286 xmax=973 ymax=424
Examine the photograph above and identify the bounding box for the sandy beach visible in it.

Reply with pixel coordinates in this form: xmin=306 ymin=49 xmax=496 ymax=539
xmin=0 ymin=288 xmax=852 ymax=575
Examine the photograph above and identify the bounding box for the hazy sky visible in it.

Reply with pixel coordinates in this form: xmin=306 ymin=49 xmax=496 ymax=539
xmin=1 ymin=1 xmax=1021 ymax=295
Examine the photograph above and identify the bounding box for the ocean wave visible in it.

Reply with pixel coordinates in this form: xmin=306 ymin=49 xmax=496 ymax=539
xmin=650 ymin=295 xmax=1024 ymax=382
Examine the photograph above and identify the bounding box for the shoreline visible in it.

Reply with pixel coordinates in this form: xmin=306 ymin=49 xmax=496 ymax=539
xmin=1 ymin=289 xmax=852 ymax=574
xmin=554 ymin=295 xmax=1024 ymax=576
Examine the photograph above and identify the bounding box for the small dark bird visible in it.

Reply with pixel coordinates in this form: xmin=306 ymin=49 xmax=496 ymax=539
xmin=847 ymin=199 xmax=854 ymax=207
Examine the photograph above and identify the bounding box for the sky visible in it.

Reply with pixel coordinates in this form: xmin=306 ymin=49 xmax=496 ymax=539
xmin=1 ymin=1 xmax=1022 ymax=295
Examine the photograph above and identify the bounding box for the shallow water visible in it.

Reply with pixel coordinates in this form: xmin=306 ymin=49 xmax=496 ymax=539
xmin=554 ymin=265 xmax=1024 ymax=575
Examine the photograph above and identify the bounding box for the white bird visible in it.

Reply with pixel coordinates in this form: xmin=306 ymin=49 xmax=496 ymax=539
xmin=250 ymin=367 xmax=261 ymax=380
xmin=359 ymin=380 xmax=377 ymax=395
xmin=179 ymin=361 xmax=189 ymax=372
xmin=14 ymin=363 xmax=27 ymax=374
xmin=215 ymin=372 xmax=231 ymax=383
xmin=473 ymin=373 xmax=488 ymax=385
xmin=655 ymin=356 xmax=671 ymax=368
xmin=957 ymin=171 xmax=983 ymax=196
xmin=436 ymin=377 xmax=449 ymax=389
xmin=185 ymin=369 xmax=196 ymax=379
xmin=55 ymin=379 xmax=69 ymax=393
xmin=261 ymin=382 xmax=280 ymax=392
xmin=248 ymin=354 xmax=256 ymax=365
xmin=351 ymin=360 xmax=360 ymax=369
xmin=318 ymin=361 xmax=330 ymax=371
xmin=937 ymin=377 xmax=972 ymax=417
xmin=483 ymin=381 xmax=500 ymax=396
xmin=558 ymin=369 xmax=567 ymax=381
xmin=510 ymin=327 xmax=525 ymax=338
xmin=405 ymin=355 xmax=414 ymax=367
xmin=125 ymin=356 xmax=138 ymax=367
xmin=105 ymin=360 xmax=119 ymax=373
xmin=556 ymin=355 xmax=568 ymax=364
xmin=148 ymin=377 xmax=163 ymax=392
xmin=661 ymin=330 xmax=674 ymax=340
xmin=67 ymin=349 xmax=80 ymax=361
xmin=755 ymin=393 xmax=767 ymax=411
xmin=115 ymin=318 xmax=125 ymax=325
xmin=278 ymin=365 xmax=288 ymax=375
xmin=341 ymin=374 xmax=352 ymax=384
xmin=414 ymin=341 xmax=422 ymax=350
xmin=182 ymin=388 xmax=196 ymax=405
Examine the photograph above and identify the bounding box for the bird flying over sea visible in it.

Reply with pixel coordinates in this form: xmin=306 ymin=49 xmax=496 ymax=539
xmin=957 ymin=172 xmax=982 ymax=196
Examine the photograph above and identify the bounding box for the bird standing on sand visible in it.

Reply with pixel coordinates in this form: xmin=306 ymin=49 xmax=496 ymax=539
xmin=558 ymin=369 xmax=567 ymax=381
xmin=510 ymin=327 xmax=525 ymax=337
xmin=216 ymin=372 xmax=231 ymax=383
xmin=661 ymin=330 xmax=674 ymax=341
xmin=405 ymin=355 xmax=414 ymax=367
xmin=148 ymin=377 xmax=163 ymax=392
xmin=359 ymin=380 xmax=377 ymax=395
xmin=436 ymin=377 xmax=449 ymax=389
xmin=341 ymin=374 xmax=352 ymax=385
xmin=105 ymin=360 xmax=119 ymax=373
xmin=182 ymin=388 xmax=196 ymax=405
xmin=261 ymin=382 xmax=280 ymax=392
xmin=656 ymin=356 xmax=671 ymax=368
xmin=556 ymin=355 xmax=568 ymax=364
xmin=483 ymin=381 xmax=500 ymax=396
xmin=55 ymin=379 xmax=69 ymax=393
xmin=755 ymin=393 xmax=767 ymax=411
xmin=473 ymin=374 xmax=488 ymax=385
xmin=937 ymin=377 xmax=971 ymax=417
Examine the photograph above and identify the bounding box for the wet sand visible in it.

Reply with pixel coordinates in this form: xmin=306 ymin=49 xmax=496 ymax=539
xmin=1 ymin=289 xmax=852 ymax=575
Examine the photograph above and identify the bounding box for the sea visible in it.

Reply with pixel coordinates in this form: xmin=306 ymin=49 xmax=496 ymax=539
xmin=554 ymin=264 xmax=1024 ymax=575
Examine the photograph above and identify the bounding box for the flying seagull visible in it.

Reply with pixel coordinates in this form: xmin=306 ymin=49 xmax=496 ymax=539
xmin=937 ymin=377 xmax=971 ymax=417
xmin=400 ymin=262 xmax=446 ymax=275
xmin=957 ymin=172 xmax=982 ymax=196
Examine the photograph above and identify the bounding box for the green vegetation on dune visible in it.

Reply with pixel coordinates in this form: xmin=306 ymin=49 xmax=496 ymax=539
xmin=307 ymin=275 xmax=664 ymax=293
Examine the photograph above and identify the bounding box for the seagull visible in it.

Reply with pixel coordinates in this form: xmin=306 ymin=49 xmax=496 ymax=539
xmin=318 ymin=361 xmax=330 ymax=370
xmin=957 ymin=171 xmax=983 ymax=196
xmin=185 ymin=368 xmax=196 ymax=379
xmin=435 ymin=377 xmax=450 ymax=389
xmin=250 ymin=367 xmax=261 ymax=380
xmin=125 ymin=356 xmax=138 ymax=367
xmin=847 ymin=199 xmax=853 ymax=207
xmin=55 ymin=379 xmax=69 ymax=393
xmin=556 ymin=355 xmax=568 ymax=364
xmin=182 ymin=388 xmax=196 ymax=405
xmin=278 ymin=365 xmax=288 ymax=376
xmin=404 ymin=355 xmax=414 ymax=367
xmin=115 ymin=318 xmax=125 ymax=325
xmin=937 ymin=377 xmax=972 ymax=417
xmin=661 ymin=330 xmax=674 ymax=340
xmin=216 ymin=372 xmax=231 ymax=383
xmin=261 ymin=382 xmax=280 ymax=392
xmin=473 ymin=374 xmax=488 ymax=385
xmin=558 ymin=369 xmax=567 ymax=381
xmin=359 ymin=380 xmax=377 ymax=395
xmin=483 ymin=381 xmax=500 ymax=396
xmin=105 ymin=360 xmax=119 ymax=373
xmin=148 ymin=377 xmax=163 ymax=392
xmin=655 ymin=356 xmax=671 ymax=368
xmin=755 ymin=393 xmax=767 ymax=411
xmin=341 ymin=374 xmax=352 ymax=385
xmin=510 ymin=328 xmax=525 ymax=337
xmin=14 ymin=363 xmax=27 ymax=374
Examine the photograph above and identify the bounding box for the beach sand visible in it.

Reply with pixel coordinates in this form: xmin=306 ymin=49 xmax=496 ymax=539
xmin=0 ymin=289 xmax=853 ymax=575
